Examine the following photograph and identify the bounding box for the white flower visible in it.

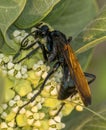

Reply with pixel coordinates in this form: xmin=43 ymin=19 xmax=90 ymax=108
xmin=37 ymin=60 xmax=43 ymax=65
xmin=75 ymin=105 xmax=83 ymax=111
xmin=0 ymin=54 xmax=4 ymax=59
xmin=49 ymin=127 xmax=56 ymax=130
xmin=0 ymin=58 xmax=2 ymax=64
xmin=8 ymin=55 xmax=13 ymax=62
xmin=40 ymin=97 xmax=45 ymax=103
xmin=9 ymin=100 xmax=16 ymax=107
xmin=56 ymin=122 xmax=65 ymax=129
xmin=2 ymin=70 xmax=7 ymax=75
xmin=45 ymin=85 xmax=51 ymax=92
xmin=7 ymin=62 xmax=14 ymax=69
xmin=21 ymin=66 xmax=27 ymax=74
xmin=8 ymin=120 xmax=14 ymax=127
xmin=14 ymin=36 xmax=22 ymax=43
xmin=50 ymin=88 xmax=58 ymax=96
xmin=26 ymin=110 xmax=33 ymax=117
xmin=27 ymin=119 xmax=34 ymax=125
xmin=13 ymin=30 xmax=21 ymax=37
xmin=27 ymin=92 xmax=34 ymax=99
xmin=1 ymin=65 xmax=6 ymax=70
xmin=49 ymin=110 xmax=57 ymax=116
xmin=33 ymin=120 xmax=41 ymax=127
xmin=12 ymin=106 xmax=19 ymax=113
xmin=31 ymin=106 xmax=38 ymax=113
xmin=21 ymin=30 xmax=27 ymax=37
xmin=8 ymin=69 xmax=15 ymax=76
xmin=20 ymin=108 xmax=26 ymax=114
xmin=2 ymin=104 xmax=8 ymax=110
xmin=54 ymin=116 xmax=61 ymax=123
xmin=1 ymin=122 xmax=8 ymax=128
xmin=35 ymin=70 xmax=42 ymax=76
xmin=49 ymin=119 xmax=56 ymax=125
xmin=22 ymin=73 xmax=28 ymax=79
xmin=33 ymin=64 xmax=39 ymax=70
xmin=16 ymin=100 xmax=23 ymax=107
xmin=3 ymin=56 xmax=10 ymax=63
xmin=39 ymin=112 xmax=45 ymax=119
xmin=29 ymin=101 xmax=36 ymax=107
xmin=1 ymin=112 xmax=7 ymax=118
xmin=14 ymin=64 xmax=21 ymax=71
xmin=14 ymin=95 xmax=20 ymax=101
xmin=61 ymin=123 xmax=65 ymax=129
xmin=42 ymin=71 xmax=48 ymax=79
xmin=36 ymin=95 xmax=42 ymax=102
xmin=36 ymin=103 xmax=42 ymax=110
xmin=15 ymin=71 xmax=22 ymax=79
xmin=33 ymin=113 xmax=40 ymax=120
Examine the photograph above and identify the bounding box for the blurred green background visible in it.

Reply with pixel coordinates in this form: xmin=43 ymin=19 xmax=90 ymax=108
xmin=87 ymin=0 xmax=106 ymax=106
xmin=88 ymin=42 xmax=106 ymax=106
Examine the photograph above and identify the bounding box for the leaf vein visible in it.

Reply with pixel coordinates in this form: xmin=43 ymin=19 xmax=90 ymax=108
xmin=86 ymin=28 xmax=106 ymax=32
xmin=0 ymin=6 xmax=16 ymax=9
xmin=88 ymin=124 xmax=106 ymax=129
xmin=96 ymin=17 xmax=106 ymax=21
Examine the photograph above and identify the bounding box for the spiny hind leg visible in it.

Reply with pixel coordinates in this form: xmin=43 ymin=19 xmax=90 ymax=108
xmin=84 ymin=72 xmax=96 ymax=84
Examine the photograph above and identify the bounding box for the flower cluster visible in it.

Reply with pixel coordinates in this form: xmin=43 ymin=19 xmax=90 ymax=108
xmin=0 ymin=53 xmax=28 ymax=79
xmin=0 ymin=28 xmax=83 ymax=130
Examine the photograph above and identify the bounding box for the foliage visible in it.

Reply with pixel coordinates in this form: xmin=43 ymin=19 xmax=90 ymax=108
xmin=0 ymin=0 xmax=106 ymax=130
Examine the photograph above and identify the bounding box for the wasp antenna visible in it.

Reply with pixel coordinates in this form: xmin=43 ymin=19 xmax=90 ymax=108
xmin=13 ymin=30 xmax=37 ymax=62
xmin=21 ymin=31 xmax=36 ymax=42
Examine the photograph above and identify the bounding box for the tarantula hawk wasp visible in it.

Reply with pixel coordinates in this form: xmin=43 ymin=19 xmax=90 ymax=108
xmin=13 ymin=23 xmax=96 ymax=122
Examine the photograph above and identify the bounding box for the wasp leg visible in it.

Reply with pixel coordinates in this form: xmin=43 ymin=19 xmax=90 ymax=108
xmin=54 ymin=102 xmax=65 ymax=116
xmin=37 ymin=41 xmax=48 ymax=61
xmin=14 ymin=46 xmax=40 ymax=64
xmin=14 ymin=41 xmax=48 ymax=64
xmin=84 ymin=72 xmax=96 ymax=84
xmin=15 ymin=62 xmax=60 ymax=125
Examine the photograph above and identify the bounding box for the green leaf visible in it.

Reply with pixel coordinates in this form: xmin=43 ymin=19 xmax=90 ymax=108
xmin=0 ymin=0 xmax=26 ymax=53
xmin=15 ymin=0 xmax=61 ymax=28
xmin=63 ymin=102 xmax=106 ymax=130
xmin=74 ymin=5 xmax=106 ymax=55
xmin=44 ymin=0 xmax=98 ymax=37
xmin=0 ymin=0 xmax=26 ymax=35
xmin=0 ymin=30 xmax=4 ymax=48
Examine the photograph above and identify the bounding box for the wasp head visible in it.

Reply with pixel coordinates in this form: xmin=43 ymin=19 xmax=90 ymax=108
xmin=36 ymin=25 xmax=49 ymax=38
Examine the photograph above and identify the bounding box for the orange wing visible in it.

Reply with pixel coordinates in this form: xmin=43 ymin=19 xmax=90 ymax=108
xmin=62 ymin=44 xmax=91 ymax=106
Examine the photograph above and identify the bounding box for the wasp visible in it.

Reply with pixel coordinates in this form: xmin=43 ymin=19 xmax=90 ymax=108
xmin=13 ymin=24 xmax=96 ymax=120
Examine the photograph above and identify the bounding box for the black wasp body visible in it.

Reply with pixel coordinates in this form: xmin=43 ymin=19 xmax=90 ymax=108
xmin=33 ymin=25 xmax=96 ymax=102
xmin=13 ymin=24 xmax=96 ymax=121
xmin=37 ymin=27 xmax=76 ymax=100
